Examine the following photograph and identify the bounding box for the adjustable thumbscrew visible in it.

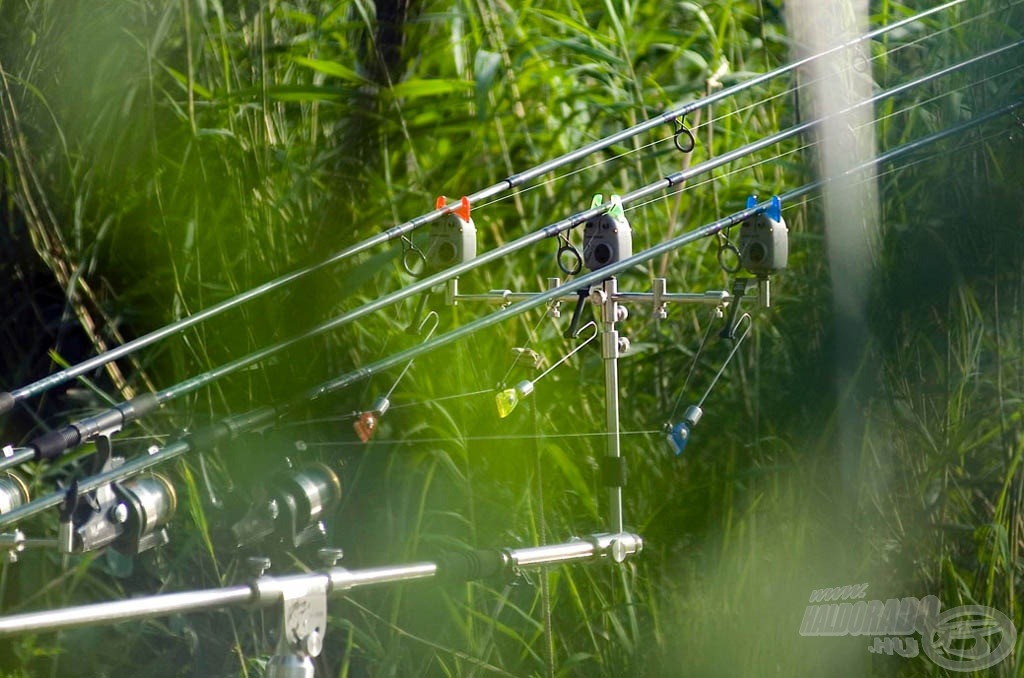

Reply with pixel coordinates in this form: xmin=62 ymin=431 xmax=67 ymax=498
xmin=109 ymin=503 xmax=129 ymax=525
xmin=303 ymin=629 xmax=323 ymax=657
xmin=247 ymin=556 xmax=272 ymax=577
xmin=318 ymin=547 xmax=344 ymax=567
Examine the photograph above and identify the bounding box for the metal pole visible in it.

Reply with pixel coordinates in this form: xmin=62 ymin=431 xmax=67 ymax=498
xmin=329 ymin=562 xmax=437 ymax=591
xmin=0 ymin=0 xmax=971 ymax=414
xmin=0 ymin=448 xmax=32 ymax=474
xmin=599 ymin=279 xmax=624 ymax=534
xmin=0 ymin=585 xmax=254 ymax=636
xmin=0 ymin=533 xmax=641 ymax=638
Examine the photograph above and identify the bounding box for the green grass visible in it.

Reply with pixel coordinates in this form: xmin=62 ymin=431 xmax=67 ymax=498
xmin=0 ymin=0 xmax=1023 ymax=675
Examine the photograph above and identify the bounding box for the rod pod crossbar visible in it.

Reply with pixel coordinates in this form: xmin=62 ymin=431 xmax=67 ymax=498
xmin=0 ymin=97 xmax=1019 ymax=532
xmin=0 ymin=532 xmax=642 ymax=676
xmin=14 ymin=34 xmax=1022 ymax=471
xmin=0 ymin=0 xmax=970 ymax=414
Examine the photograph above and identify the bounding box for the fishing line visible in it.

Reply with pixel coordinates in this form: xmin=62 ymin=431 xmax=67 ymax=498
xmin=296 ymin=430 xmax=667 ymax=448
xmin=481 ymin=0 xmax=1018 ymax=212
xmin=696 ymin=315 xmax=752 ymax=409
xmin=859 ymin=61 xmax=1024 ymax=133
xmin=268 ymin=388 xmax=498 ymax=429
xmin=306 ymin=111 xmax=1023 ymax=446
xmin=699 ymin=0 xmax=1024 ymax=133
xmin=617 ymin=38 xmax=1024 ymax=221
xmin=436 ymin=2 xmax=1006 ymax=218
xmin=473 ymin=137 xmax=670 ymax=213
xmin=667 ymin=309 xmax=721 ymax=421
xmin=308 ymin=99 xmax=1023 ymax=405
xmin=783 ymin=121 xmax=1019 ymax=218
xmin=625 ymin=141 xmax=814 ymax=214
xmin=640 ymin=86 xmax=997 ymax=217
xmin=628 ymin=46 xmax=1024 ymax=216
xmin=496 ymin=322 xmax=599 ymax=419
xmin=487 ymin=0 xmax=1015 ymax=215
xmin=352 ymin=312 xmax=441 ymax=443
xmin=496 ymin=313 xmax=556 ymax=387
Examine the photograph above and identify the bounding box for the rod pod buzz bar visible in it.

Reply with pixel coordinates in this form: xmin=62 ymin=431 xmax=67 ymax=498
xmin=0 ymin=531 xmax=642 ymax=678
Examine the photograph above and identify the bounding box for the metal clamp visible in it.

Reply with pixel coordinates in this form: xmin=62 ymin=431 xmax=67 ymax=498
xmin=256 ymin=572 xmax=331 ymax=678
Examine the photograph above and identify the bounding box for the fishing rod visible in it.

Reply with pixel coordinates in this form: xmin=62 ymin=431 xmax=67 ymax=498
xmin=6 ymin=35 xmax=1018 ymax=473
xmin=2 ymin=96 xmax=1017 ymax=533
xmin=0 ymin=0 xmax=970 ymax=415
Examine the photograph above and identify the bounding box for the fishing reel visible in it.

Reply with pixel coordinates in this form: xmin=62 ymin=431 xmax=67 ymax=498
xmin=583 ymin=194 xmax=632 ymax=272
xmin=231 ymin=463 xmax=342 ymax=549
xmin=59 ymin=471 xmax=177 ymax=556
xmin=425 ymin=196 xmax=476 ymax=273
xmin=0 ymin=471 xmax=29 ymax=515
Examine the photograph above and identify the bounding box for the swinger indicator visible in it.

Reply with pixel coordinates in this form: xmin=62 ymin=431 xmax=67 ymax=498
xmin=666 ymin=315 xmax=753 ymax=456
xmin=667 ymin=406 xmax=703 ymax=456
xmin=354 ymin=396 xmax=390 ymax=443
xmin=352 ymin=312 xmax=438 ymax=443
xmin=495 ymin=381 xmax=535 ymax=419
xmin=495 ymin=321 xmax=598 ymax=419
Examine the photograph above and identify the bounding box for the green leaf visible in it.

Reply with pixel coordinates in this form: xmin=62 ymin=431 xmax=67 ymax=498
xmin=389 ymin=78 xmax=473 ymax=100
xmin=161 ymin=64 xmax=214 ymax=100
xmin=474 ymin=49 xmax=502 ymax=120
xmin=291 ymin=55 xmax=366 ymax=83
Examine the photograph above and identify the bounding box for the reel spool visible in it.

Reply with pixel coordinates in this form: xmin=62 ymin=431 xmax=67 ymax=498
xmin=232 ymin=463 xmax=342 ymax=549
xmin=0 ymin=472 xmax=29 ymax=515
xmin=114 ymin=473 xmax=177 ymax=555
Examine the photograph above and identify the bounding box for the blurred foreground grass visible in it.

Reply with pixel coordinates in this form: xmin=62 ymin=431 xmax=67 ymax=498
xmin=0 ymin=0 xmax=1022 ymax=675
